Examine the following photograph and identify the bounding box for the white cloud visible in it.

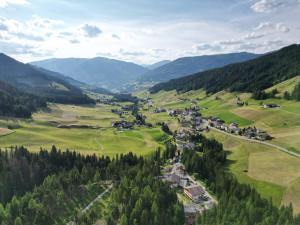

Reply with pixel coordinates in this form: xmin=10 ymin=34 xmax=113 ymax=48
xmin=0 ymin=0 xmax=29 ymax=8
xmin=11 ymin=31 xmax=44 ymax=41
xmin=219 ymin=40 xmax=244 ymax=45
xmin=255 ymin=22 xmax=290 ymax=33
xmin=276 ymin=23 xmax=290 ymax=33
xmin=119 ymin=48 xmax=146 ymax=56
xmin=81 ymin=24 xmax=102 ymax=38
xmin=251 ymin=0 xmax=285 ymax=13
xmin=243 ymin=32 xmax=265 ymax=40
xmin=194 ymin=43 xmax=222 ymax=52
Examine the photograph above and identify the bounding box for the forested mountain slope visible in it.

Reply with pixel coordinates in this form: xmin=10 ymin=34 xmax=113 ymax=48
xmin=0 ymin=80 xmax=46 ymax=118
xmin=0 ymin=53 xmax=94 ymax=104
xmin=150 ymin=44 xmax=300 ymax=94
xmin=141 ymin=52 xmax=259 ymax=82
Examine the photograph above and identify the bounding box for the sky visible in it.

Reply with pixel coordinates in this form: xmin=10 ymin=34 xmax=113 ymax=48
xmin=0 ymin=0 xmax=299 ymax=64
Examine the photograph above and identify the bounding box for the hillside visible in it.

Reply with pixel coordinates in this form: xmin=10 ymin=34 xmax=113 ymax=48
xmin=150 ymin=44 xmax=300 ymax=94
xmin=141 ymin=52 xmax=259 ymax=82
xmin=31 ymin=57 xmax=149 ymax=90
xmin=0 ymin=80 xmax=46 ymax=118
xmin=139 ymin=80 xmax=300 ymax=213
xmin=0 ymin=53 xmax=94 ymax=104
xmin=33 ymin=66 xmax=112 ymax=95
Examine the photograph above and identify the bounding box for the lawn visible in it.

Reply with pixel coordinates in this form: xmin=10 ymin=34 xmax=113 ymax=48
xmin=0 ymin=103 xmax=169 ymax=157
xmin=205 ymin=130 xmax=300 ymax=212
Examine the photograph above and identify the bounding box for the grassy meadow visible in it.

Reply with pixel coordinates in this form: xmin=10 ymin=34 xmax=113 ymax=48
xmin=0 ymin=103 xmax=170 ymax=157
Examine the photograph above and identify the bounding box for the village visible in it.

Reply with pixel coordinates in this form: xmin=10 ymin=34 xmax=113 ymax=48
xmin=106 ymin=96 xmax=274 ymax=224
xmin=153 ymin=101 xmax=272 ymax=142
xmin=160 ymin=161 xmax=216 ymax=225
xmin=145 ymin=98 xmax=275 ymax=224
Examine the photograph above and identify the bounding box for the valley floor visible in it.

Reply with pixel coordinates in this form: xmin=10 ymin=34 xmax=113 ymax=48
xmin=1 ymin=86 xmax=300 ymax=216
xmin=0 ymin=103 xmax=169 ymax=157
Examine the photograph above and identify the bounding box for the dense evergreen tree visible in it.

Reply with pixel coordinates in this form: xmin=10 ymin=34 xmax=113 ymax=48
xmin=291 ymin=82 xmax=300 ymax=101
xmin=106 ymin=153 xmax=184 ymax=225
xmin=150 ymin=44 xmax=300 ymax=95
xmin=0 ymin=81 xmax=47 ymax=118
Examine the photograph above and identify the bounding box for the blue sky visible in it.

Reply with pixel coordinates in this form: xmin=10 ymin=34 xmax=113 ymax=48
xmin=0 ymin=0 xmax=299 ymax=64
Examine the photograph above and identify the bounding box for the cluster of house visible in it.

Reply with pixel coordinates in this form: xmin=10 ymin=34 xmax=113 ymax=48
xmin=161 ymin=163 xmax=212 ymax=225
xmin=174 ymin=129 xmax=196 ymax=152
xmin=161 ymin=164 xmax=207 ymax=201
xmin=208 ymin=118 xmax=239 ymax=134
xmin=112 ymin=120 xmax=134 ymax=129
xmin=208 ymin=117 xmax=271 ymax=141
xmin=242 ymin=127 xmax=272 ymax=141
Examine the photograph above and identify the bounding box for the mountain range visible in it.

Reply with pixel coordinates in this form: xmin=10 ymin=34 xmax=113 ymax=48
xmin=150 ymin=44 xmax=300 ymax=94
xmin=31 ymin=52 xmax=260 ymax=91
xmin=31 ymin=57 xmax=148 ymax=90
xmin=140 ymin=52 xmax=260 ymax=82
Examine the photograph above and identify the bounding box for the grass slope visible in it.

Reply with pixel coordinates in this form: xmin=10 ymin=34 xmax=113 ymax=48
xmin=0 ymin=103 xmax=169 ymax=157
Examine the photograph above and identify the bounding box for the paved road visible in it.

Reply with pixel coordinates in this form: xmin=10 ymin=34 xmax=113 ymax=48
xmin=67 ymin=184 xmax=113 ymax=225
xmin=208 ymin=126 xmax=300 ymax=158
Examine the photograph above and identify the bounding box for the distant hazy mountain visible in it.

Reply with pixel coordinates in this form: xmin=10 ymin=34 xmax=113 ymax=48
xmin=141 ymin=52 xmax=260 ymax=82
xmin=31 ymin=57 xmax=149 ymax=90
xmin=145 ymin=60 xmax=171 ymax=70
xmin=150 ymin=44 xmax=300 ymax=94
xmin=33 ymin=66 xmax=112 ymax=95
xmin=0 ymin=53 xmax=94 ymax=104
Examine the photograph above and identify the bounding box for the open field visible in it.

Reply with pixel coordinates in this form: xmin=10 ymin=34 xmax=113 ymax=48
xmin=0 ymin=103 xmax=169 ymax=157
xmin=205 ymin=130 xmax=300 ymax=213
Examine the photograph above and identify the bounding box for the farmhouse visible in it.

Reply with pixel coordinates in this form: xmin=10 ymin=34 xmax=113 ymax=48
xmin=184 ymin=185 xmax=206 ymax=202
xmin=112 ymin=121 xmax=134 ymax=129
xmin=208 ymin=117 xmax=225 ymax=129
xmin=154 ymin=107 xmax=166 ymax=113
xmin=263 ymin=103 xmax=279 ymax=109
xmin=162 ymin=174 xmax=181 ymax=188
xmin=242 ymin=127 xmax=271 ymax=141
xmin=172 ymin=163 xmax=185 ymax=177
xmin=168 ymin=109 xmax=183 ymax=117
xmin=228 ymin=122 xmax=240 ymax=134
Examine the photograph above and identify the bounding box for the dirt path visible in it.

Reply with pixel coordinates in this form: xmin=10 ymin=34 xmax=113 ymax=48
xmin=67 ymin=184 xmax=113 ymax=225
